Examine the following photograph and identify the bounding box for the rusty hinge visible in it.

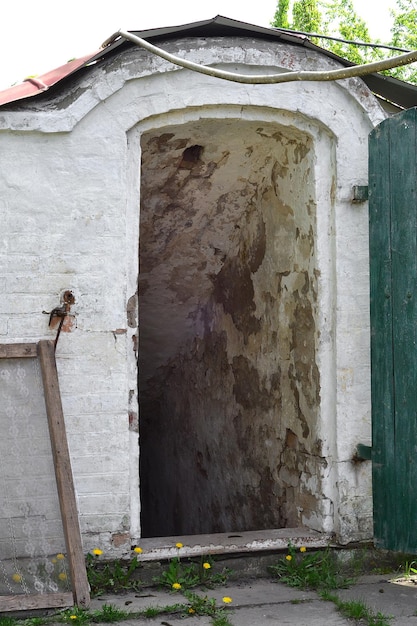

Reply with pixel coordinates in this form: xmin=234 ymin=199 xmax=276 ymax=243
xmin=354 ymin=443 xmax=372 ymax=461
xmin=42 ymin=290 xmax=75 ymax=350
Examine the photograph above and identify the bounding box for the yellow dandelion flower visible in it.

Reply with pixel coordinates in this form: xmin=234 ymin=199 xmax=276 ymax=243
xmin=286 ymin=554 xmax=292 ymax=561
xmin=12 ymin=573 xmax=22 ymax=583
xmin=300 ymin=546 xmax=307 ymax=553
xmin=51 ymin=558 xmax=57 ymax=564
xmin=188 ymin=608 xmax=195 ymax=614
xmin=172 ymin=582 xmax=181 ymax=590
xmin=92 ymin=548 xmax=103 ymax=556
xmin=70 ymin=615 xmax=78 ymax=620
xmin=56 ymin=553 xmax=65 ymax=560
xmin=203 ymin=562 xmax=211 ymax=569
xmin=133 ymin=546 xmax=143 ymax=554
xmin=175 ymin=542 xmax=183 ymax=549
xmin=58 ymin=572 xmax=67 ymax=580
xmin=222 ymin=596 xmax=232 ymax=604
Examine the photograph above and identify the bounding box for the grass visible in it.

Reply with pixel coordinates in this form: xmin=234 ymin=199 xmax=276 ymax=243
xmin=85 ymin=551 xmax=142 ymax=596
xmin=268 ymin=543 xmax=354 ymax=591
xmin=61 ymin=604 xmax=130 ymax=624
xmin=153 ymin=554 xmax=231 ymax=590
xmin=0 ymin=602 xmax=195 ymax=626
xmin=0 ymin=546 xmax=234 ymax=626
xmin=268 ymin=543 xmax=393 ymax=626
xmin=27 ymin=597 xmax=232 ymax=626
xmin=5 ymin=544 xmax=409 ymax=626
xmin=90 ymin=605 xmax=130 ymax=623
xmin=320 ymin=592 xmax=392 ymax=626
xmin=403 ymin=559 xmax=417 ymax=578
xmin=0 ymin=605 xmax=131 ymax=626
xmin=0 ymin=595 xmax=234 ymax=626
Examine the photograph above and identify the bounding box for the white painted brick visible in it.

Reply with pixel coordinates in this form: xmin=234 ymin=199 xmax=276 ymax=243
xmin=65 ymin=413 xmax=129 ymax=434
xmin=7 ymin=234 xmax=63 ymax=255
xmin=72 ymin=455 xmax=130 ymax=476
xmin=75 ymin=473 xmax=130 ymax=495
xmin=68 ymin=431 xmax=129 ymax=457
xmin=2 ymin=254 xmax=42 ymax=274
xmin=76 ymin=493 xmax=130 ymax=517
xmin=56 ymin=331 xmax=127 ymax=354
xmin=57 ymin=370 xmax=127 ymax=395
xmin=0 ymin=294 xmax=50 ymax=315
xmin=6 ymin=274 xmax=79 ymax=294
xmin=79 ymin=515 xmax=131 ymax=536
xmin=0 ymin=36 xmax=387 ymax=548
xmin=6 ymin=316 xmax=57 ymax=339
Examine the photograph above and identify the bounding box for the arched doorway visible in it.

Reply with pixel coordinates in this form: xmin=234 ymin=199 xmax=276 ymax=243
xmin=138 ymin=118 xmax=321 ymax=537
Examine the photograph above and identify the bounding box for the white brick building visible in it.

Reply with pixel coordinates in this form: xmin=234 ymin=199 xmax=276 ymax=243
xmin=0 ymin=16 xmax=407 ymax=555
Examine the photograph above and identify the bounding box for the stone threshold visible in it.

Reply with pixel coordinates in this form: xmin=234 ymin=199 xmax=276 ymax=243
xmin=136 ymin=528 xmax=334 ymax=561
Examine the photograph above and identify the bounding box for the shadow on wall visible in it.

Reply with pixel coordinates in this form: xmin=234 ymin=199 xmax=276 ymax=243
xmin=138 ymin=118 xmax=322 ymax=538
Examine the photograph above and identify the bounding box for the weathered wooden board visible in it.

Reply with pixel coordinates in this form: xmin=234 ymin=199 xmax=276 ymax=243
xmin=0 ymin=343 xmax=37 ymax=358
xmin=38 ymin=341 xmax=90 ymax=608
xmin=0 ymin=592 xmax=73 ymax=612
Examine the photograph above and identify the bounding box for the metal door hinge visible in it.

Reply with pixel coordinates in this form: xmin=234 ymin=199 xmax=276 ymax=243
xmin=352 ymin=185 xmax=369 ymax=203
xmin=354 ymin=443 xmax=372 ymax=461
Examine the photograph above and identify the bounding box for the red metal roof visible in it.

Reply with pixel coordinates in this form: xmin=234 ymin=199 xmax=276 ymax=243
xmin=0 ymin=16 xmax=310 ymax=108
xmin=0 ymin=52 xmax=101 ymax=106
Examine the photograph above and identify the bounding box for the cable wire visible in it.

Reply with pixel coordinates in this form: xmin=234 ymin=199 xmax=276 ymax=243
xmin=272 ymin=28 xmax=410 ymax=53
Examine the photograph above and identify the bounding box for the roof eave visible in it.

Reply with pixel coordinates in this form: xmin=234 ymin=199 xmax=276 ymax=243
xmin=1 ymin=15 xmax=416 ymax=109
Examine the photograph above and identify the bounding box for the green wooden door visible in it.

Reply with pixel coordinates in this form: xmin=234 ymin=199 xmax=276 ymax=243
xmin=369 ymin=107 xmax=417 ymax=552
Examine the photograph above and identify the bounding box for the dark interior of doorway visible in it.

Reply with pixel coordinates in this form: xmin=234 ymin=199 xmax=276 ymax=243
xmin=138 ymin=118 xmax=320 ymax=538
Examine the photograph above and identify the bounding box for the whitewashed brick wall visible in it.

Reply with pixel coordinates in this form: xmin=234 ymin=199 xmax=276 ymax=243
xmin=0 ymin=36 xmax=387 ymax=549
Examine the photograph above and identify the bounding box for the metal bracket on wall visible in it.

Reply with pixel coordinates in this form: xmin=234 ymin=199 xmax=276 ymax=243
xmin=355 ymin=443 xmax=372 ymax=461
xmin=352 ymin=185 xmax=369 ymax=203
xmin=42 ymin=291 xmax=75 ymax=350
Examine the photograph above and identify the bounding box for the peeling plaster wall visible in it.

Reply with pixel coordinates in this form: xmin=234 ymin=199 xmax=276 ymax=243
xmin=139 ymin=119 xmax=322 ymax=536
xmin=0 ymin=35 xmax=388 ymax=549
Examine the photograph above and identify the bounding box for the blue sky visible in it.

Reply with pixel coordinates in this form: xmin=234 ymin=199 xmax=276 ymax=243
xmin=0 ymin=0 xmax=397 ymax=91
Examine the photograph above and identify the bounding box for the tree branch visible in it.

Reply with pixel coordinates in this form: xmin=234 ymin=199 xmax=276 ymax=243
xmin=110 ymin=29 xmax=417 ymax=84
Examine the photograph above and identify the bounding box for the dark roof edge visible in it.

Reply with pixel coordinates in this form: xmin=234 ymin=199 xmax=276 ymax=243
xmin=1 ymin=15 xmax=417 ymax=109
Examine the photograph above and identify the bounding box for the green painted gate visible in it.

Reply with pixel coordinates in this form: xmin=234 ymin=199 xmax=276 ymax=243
xmin=369 ymin=107 xmax=417 ymax=552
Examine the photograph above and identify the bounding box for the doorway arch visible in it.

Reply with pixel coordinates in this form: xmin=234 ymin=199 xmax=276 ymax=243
xmin=138 ymin=117 xmax=321 ymax=537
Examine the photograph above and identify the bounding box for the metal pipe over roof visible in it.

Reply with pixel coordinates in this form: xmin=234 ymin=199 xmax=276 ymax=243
xmin=1 ymin=15 xmax=417 ymax=109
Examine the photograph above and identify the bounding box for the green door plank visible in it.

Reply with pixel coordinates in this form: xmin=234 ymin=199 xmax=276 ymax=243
xmin=369 ymin=107 xmax=417 ymax=552
xmin=389 ymin=108 xmax=417 ymax=552
xmin=369 ymin=119 xmax=395 ymax=549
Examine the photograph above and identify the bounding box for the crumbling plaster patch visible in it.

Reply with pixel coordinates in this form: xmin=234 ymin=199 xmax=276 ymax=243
xmin=138 ymin=118 xmax=326 ymax=536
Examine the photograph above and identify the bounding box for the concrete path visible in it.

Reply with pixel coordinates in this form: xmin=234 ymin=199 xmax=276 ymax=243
xmin=88 ymin=574 xmax=417 ymax=625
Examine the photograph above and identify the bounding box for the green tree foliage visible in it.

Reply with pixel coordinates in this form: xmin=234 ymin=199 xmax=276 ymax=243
xmin=292 ymin=0 xmax=322 ymax=34
xmin=273 ymin=0 xmax=291 ymax=29
xmin=390 ymin=0 xmax=417 ymax=82
xmin=272 ymin=0 xmax=417 ymax=82
xmin=320 ymin=0 xmax=381 ymax=64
